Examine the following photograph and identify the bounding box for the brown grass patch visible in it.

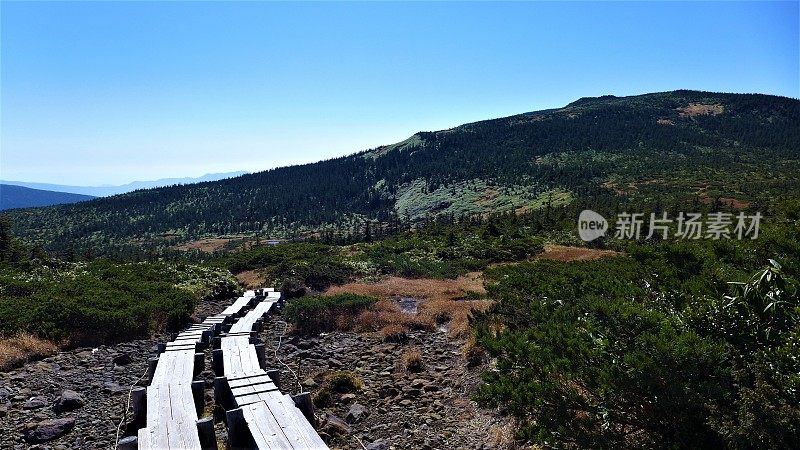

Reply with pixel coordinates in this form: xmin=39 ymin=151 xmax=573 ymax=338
xmin=236 ymin=269 xmax=267 ymax=288
xmin=380 ymin=324 xmax=408 ymax=343
xmin=419 ymin=298 xmax=493 ymax=338
xmin=400 ymin=348 xmax=424 ymax=373
xmin=699 ymin=196 xmax=751 ymax=210
xmin=0 ymin=333 xmax=58 ymax=372
xmin=326 ymin=272 xmax=486 ymax=302
xmin=173 ymin=237 xmax=238 ymax=253
xmin=677 ymin=103 xmax=724 ymax=117
xmin=539 ymin=245 xmax=623 ymax=262
xmin=332 ymin=273 xmax=491 ymax=338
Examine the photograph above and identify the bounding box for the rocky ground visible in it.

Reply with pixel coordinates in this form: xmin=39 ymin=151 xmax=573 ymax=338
xmin=0 ymin=295 xmax=514 ymax=449
xmin=261 ymin=321 xmax=513 ymax=450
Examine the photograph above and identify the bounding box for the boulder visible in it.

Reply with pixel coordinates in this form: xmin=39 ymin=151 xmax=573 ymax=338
xmin=345 ymin=402 xmax=368 ymax=424
xmin=54 ymin=390 xmax=86 ymax=413
xmin=24 ymin=417 xmax=76 ymax=443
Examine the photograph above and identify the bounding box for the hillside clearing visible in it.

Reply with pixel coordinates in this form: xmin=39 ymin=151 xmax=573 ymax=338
xmin=539 ymin=244 xmax=624 ymax=262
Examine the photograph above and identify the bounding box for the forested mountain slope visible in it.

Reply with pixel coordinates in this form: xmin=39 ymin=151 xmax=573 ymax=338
xmin=4 ymin=90 xmax=799 ymax=253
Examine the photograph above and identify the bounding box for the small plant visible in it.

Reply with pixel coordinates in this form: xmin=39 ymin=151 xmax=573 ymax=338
xmin=463 ymin=338 xmax=486 ymax=368
xmin=401 ymin=348 xmax=424 ymax=373
xmin=312 ymin=371 xmax=363 ymax=407
xmin=381 ymin=324 xmax=408 ymax=343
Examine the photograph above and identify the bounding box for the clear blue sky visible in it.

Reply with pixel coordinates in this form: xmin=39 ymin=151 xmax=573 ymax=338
xmin=2 ymin=1 xmax=798 ymax=185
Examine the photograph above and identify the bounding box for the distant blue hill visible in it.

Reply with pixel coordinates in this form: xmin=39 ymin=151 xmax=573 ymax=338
xmin=0 ymin=184 xmax=96 ymax=211
xmin=0 ymin=171 xmax=248 ymax=197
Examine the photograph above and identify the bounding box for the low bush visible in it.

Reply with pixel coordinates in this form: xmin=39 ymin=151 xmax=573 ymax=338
xmin=401 ymin=348 xmax=424 ymax=373
xmin=284 ymin=294 xmax=377 ymax=335
xmin=312 ymin=370 xmax=363 ymax=407
xmin=0 ymin=260 xmax=237 ymax=346
xmin=380 ymin=324 xmax=408 ymax=343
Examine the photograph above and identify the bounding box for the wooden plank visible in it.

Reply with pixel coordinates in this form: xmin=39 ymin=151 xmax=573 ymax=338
xmin=243 ymin=402 xmax=293 ymax=449
xmin=228 ymin=373 xmax=275 ymax=389
xmin=170 ymin=384 xmax=201 ymax=449
xmin=262 ymin=395 xmax=323 ymax=449
xmin=147 ymin=386 xmax=171 ymax=449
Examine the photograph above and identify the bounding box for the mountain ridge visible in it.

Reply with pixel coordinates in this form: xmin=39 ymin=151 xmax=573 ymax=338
xmin=3 ymin=90 xmax=798 ymax=254
xmin=0 ymin=171 xmax=249 ymax=197
xmin=0 ymin=184 xmax=96 ymax=211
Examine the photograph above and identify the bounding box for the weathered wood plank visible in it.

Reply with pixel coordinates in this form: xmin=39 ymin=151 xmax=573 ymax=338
xmin=243 ymin=402 xmax=294 ymax=449
xmin=263 ymin=395 xmax=325 ymax=449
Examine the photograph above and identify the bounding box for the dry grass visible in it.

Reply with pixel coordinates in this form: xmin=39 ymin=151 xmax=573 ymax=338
xmin=380 ymin=324 xmax=408 ymax=343
xmin=463 ymin=337 xmax=488 ymax=367
xmin=326 ymin=272 xmax=486 ymax=302
xmin=699 ymin=196 xmax=751 ymax=210
xmin=539 ymin=244 xmax=623 ymax=262
xmin=173 ymin=237 xmax=238 ymax=252
xmin=677 ymin=102 xmax=724 ymax=117
xmin=235 ymin=269 xmax=267 ymax=288
xmin=400 ymin=347 xmax=424 ymax=373
xmin=329 ymin=272 xmax=491 ymax=338
xmin=487 ymin=422 xmax=519 ymax=449
xmin=419 ymin=298 xmax=493 ymax=338
xmin=0 ymin=333 xmax=58 ymax=372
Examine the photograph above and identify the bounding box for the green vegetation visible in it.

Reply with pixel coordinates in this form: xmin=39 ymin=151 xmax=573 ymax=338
xmin=284 ymin=293 xmax=377 ymax=335
xmin=0 ymin=260 xmax=238 ymax=346
xmin=1 ymin=219 xmax=238 ymax=346
xmin=473 ymin=219 xmax=800 ymax=448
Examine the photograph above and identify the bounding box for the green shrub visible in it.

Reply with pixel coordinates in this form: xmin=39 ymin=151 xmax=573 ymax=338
xmin=284 ymin=293 xmax=377 ymax=335
xmin=0 ymin=260 xmax=236 ymax=346
xmin=475 ymin=254 xmax=800 ymax=448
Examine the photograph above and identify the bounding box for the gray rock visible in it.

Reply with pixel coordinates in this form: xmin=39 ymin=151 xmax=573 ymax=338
xmin=300 ymin=377 xmax=318 ymax=388
xmin=321 ymin=414 xmax=350 ymax=435
xmin=23 ymin=397 xmax=48 ymax=410
xmin=411 ymin=378 xmax=427 ymax=389
xmin=102 ymin=382 xmax=127 ymax=395
xmin=54 ymin=390 xmax=85 ymax=413
xmin=345 ymin=402 xmax=368 ymax=423
xmin=112 ymin=353 xmax=133 ymax=366
xmin=366 ymin=439 xmax=388 ymax=450
xmin=328 ymin=358 xmax=343 ymax=368
xmin=24 ymin=417 xmax=76 ymax=443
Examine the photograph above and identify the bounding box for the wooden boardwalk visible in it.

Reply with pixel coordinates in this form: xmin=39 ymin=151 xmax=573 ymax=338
xmin=119 ymin=288 xmax=326 ymax=449
xmin=214 ymin=292 xmax=328 ymax=449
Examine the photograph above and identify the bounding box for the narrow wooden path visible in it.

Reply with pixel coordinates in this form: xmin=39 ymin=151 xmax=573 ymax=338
xmin=118 ymin=289 xmax=327 ymax=449
xmin=214 ymin=292 xmax=328 ymax=449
